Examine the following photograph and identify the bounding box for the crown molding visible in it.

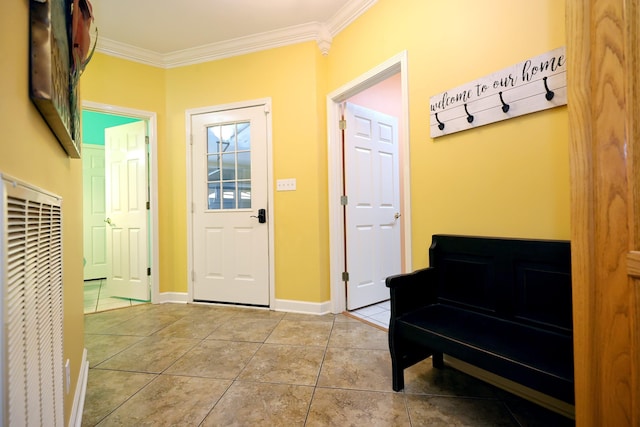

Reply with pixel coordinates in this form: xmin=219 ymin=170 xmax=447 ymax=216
xmin=326 ymin=0 xmax=377 ymax=35
xmin=95 ymin=0 xmax=378 ymax=69
xmin=163 ymin=22 xmax=323 ymax=68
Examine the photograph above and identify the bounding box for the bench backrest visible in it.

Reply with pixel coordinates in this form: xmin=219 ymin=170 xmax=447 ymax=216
xmin=429 ymin=235 xmax=572 ymax=334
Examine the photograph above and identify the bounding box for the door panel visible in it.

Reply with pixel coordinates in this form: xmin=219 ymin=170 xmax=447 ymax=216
xmin=345 ymin=102 xmax=401 ymax=310
xmin=104 ymin=121 xmax=149 ymax=301
xmin=191 ymin=105 xmax=269 ymax=306
xmin=82 ymin=145 xmax=107 ymax=280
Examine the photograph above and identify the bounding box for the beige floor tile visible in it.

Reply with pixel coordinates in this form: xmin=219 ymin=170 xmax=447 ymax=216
xmin=84 ymin=307 xmax=143 ymax=334
xmin=328 ymin=321 xmax=388 ymax=350
xmin=82 ymin=304 xmax=570 ymax=426
xmin=164 ymin=339 xmax=260 ymax=379
xmin=334 ymin=313 xmax=363 ymax=323
xmin=317 ymin=347 xmax=393 ymax=392
xmin=97 ymin=336 xmax=199 ymax=373
xmin=405 ymin=394 xmax=518 ymax=427
xmin=152 ymin=315 xmax=224 ymax=339
xmin=265 ymin=319 xmax=333 ymax=346
xmin=306 ymin=387 xmax=410 ymax=427
xmin=230 ymin=307 xmax=286 ymax=320
xmin=206 ymin=317 xmax=280 ymax=342
xmin=97 ymin=375 xmax=231 ymax=426
xmin=503 ymin=395 xmax=575 ymax=426
xmin=201 ymin=381 xmax=314 ymax=427
xmin=101 ymin=312 xmax=181 ymax=336
xmin=238 ymin=344 xmax=325 ymax=386
xmin=283 ymin=312 xmax=336 ymax=322
xmin=81 ymin=369 xmax=156 ymax=426
xmin=85 ymin=334 xmax=145 ymax=367
xmin=403 ymin=359 xmax=500 ymax=398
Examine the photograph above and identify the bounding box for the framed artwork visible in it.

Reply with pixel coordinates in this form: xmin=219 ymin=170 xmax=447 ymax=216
xmin=29 ymin=0 xmax=81 ymax=158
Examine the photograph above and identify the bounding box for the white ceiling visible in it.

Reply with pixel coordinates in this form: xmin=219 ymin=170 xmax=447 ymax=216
xmin=90 ymin=0 xmax=377 ymax=68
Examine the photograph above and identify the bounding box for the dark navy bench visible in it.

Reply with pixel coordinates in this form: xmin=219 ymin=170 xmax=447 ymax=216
xmin=386 ymin=234 xmax=574 ymax=404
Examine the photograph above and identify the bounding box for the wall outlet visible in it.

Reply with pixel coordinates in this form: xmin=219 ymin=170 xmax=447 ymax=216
xmin=276 ymin=178 xmax=296 ymax=191
xmin=65 ymin=359 xmax=70 ymax=394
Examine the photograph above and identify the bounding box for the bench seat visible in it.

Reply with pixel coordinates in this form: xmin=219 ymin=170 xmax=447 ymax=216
xmin=397 ymin=304 xmax=574 ymax=402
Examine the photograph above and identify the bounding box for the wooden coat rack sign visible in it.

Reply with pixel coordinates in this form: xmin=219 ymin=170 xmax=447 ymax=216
xmin=429 ymin=46 xmax=567 ymax=138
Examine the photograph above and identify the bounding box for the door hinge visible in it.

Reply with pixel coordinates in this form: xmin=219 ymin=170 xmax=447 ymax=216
xmin=189 ymin=134 xmax=194 ymax=145
xmin=340 ymin=195 xmax=348 ymax=206
xmin=339 ymin=119 xmax=347 ymax=130
xmin=342 ymin=271 xmax=349 ymax=282
xmin=192 ymin=202 xmax=195 ymax=213
xmin=146 ymin=201 xmax=150 ymax=210
xmin=145 ymin=136 xmax=149 ymax=145
xmin=192 ymin=270 xmax=196 ymax=282
xmin=147 ymin=267 xmax=151 ymax=276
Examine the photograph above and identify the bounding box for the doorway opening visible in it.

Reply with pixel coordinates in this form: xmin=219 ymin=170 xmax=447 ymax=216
xmin=328 ymin=51 xmax=412 ymax=316
xmin=81 ymin=101 xmax=160 ymax=313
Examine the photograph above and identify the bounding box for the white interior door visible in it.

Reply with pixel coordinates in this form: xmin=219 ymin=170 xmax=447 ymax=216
xmin=82 ymin=144 xmax=107 ymax=280
xmin=104 ymin=121 xmax=150 ymax=301
xmin=345 ymin=102 xmax=401 ymax=310
xmin=191 ymin=105 xmax=270 ymax=306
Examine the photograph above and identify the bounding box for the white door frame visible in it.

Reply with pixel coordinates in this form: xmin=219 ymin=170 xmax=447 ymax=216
xmin=82 ymin=101 xmax=160 ymax=304
xmin=327 ymin=51 xmax=412 ymax=314
xmin=185 ymin=98 xmax=275 ymax=306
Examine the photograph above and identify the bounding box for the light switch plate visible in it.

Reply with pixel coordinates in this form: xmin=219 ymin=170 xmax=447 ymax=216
xmin=277 ymin=178 xmax=296 ymax=191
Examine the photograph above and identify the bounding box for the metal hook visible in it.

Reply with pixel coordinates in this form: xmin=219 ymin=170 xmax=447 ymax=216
xmin=543 ymin=76 xmax=555 ymax=101
xmin=464 ymin=104 xmax=474 ymax=123
xmin=499 ymin=92 xmax=510 ymax=113
xmin=435 ymin=113 xmax=445 ymax=130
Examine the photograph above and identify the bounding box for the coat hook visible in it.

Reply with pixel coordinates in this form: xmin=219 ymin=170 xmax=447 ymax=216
xmin=543 ymin=76 xmax=555 ymax=101
xmin=464 ymin=104 xmax=474 ymax=123
xmin=499 ymin=92 xmax=510 ymax=113
xmin=435 ymin=113 xmax=445 ymax=130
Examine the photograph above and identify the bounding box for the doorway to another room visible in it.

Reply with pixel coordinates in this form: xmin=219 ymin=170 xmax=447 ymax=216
xmin=82 ymin=103 xmax=160 ymax=313
xmin=328 ymin=52 xmax=412 ymax=325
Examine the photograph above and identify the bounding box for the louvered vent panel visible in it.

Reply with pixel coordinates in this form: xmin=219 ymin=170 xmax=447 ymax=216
xmin=1 ymin=177 xmax=64 ymax=427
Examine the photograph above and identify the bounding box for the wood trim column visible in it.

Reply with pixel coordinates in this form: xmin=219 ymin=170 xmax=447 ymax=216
xmin=567 ymin=0 xmax=640 ymax=425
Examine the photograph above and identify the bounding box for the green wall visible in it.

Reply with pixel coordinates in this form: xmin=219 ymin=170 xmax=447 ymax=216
xmin=82 ymin=110 xmax=141 ymax=145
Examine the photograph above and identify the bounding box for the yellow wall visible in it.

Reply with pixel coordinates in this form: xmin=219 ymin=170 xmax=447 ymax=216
xmin=164 ymin=42 xmax=329 ymax=301
xmin=328 ymin=0 xmax=569 ymax=267
xmin=80 ymin=54 xmax=168 ymax=292
xmin=81 ymin=0 xmax=568 ymax=302
xmin=1 ymin=2 xmax=85 ymax=423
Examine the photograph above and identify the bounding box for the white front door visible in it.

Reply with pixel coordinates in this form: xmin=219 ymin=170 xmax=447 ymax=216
xmin=82 ymin=144 xmax=107 ymax=280
xmin=345 ymin=102 xmax=401 ymax=310
xmin=104 ymin=121 xmax=150 ymax=301
xmin=191 ymin=105 xmax=270 ymax=306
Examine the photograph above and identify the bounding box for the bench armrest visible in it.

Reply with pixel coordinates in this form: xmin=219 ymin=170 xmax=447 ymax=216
xmin=386 ymin=267 xmax=437 ymax=318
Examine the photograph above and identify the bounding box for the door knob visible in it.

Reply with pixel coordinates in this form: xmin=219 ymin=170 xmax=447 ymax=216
xmin=394 ymin=212 xmax=401 ymax=220
xmin=250 ymin=208 xmax=267 ymax=223
xmin=104 ymin=218 xmax=115 ymax=227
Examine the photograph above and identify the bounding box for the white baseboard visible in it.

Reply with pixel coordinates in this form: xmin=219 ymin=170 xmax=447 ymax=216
xmin=157 ymin=292 xmax=188 ymax=304
xmin=444 ymin=356 xmax=575 ymax=419
xmin=68 ymin=348 xmax=89 ymax=427
xmin=272 ymin=299 xmax=332 ymax=315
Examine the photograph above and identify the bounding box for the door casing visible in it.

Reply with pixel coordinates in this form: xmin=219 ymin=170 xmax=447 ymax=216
xmin=327 ymin=51 xmax=412 ymax=314
xmin=82 ymin=101 xmax=160 ymax=304
xmin=185 ymin=98 xmax=275 ymax=306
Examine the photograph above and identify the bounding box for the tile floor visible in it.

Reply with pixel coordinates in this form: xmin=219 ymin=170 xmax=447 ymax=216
xmin=82 ymin=303 xmax=575 ymax=426
xmin=348 ymin=300 xmax=391 ymax=329
xmin=84 ymin=279 xmax=148 ymax=314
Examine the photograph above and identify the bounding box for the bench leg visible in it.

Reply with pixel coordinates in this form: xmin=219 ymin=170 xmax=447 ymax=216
xmin=391 ymin=358 xmax=405 ymax=391
xmin=432 ymin=351 xmax=444 ymax=368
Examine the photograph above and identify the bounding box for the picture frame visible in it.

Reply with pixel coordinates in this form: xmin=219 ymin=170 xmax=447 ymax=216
xmin=30 ymin=0 xmax=81 ymax=158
